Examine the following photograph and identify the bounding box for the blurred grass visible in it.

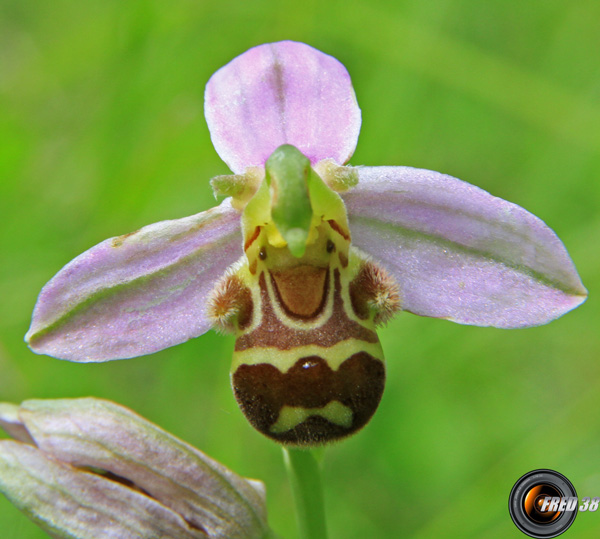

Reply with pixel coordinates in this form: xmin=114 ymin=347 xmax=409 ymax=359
xmin=1 ymin=0 xmax=599 ymax=537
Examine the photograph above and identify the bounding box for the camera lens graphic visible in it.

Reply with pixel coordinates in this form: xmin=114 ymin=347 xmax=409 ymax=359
xmin=509 ymin=470 xmax=577 ymax=538
xmin=523 ymin=484 xmax=562 ymax=523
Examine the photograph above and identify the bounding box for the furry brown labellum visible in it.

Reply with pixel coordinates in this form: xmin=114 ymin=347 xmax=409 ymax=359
xmin=208 ymin=144 xmax=401 ymax=446
xmin=209 ymin=230 xmax=399 ymax=444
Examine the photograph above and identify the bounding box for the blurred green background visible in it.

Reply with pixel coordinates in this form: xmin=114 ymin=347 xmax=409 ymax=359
xmin=1 ymin=0 xmax=598 ymax=537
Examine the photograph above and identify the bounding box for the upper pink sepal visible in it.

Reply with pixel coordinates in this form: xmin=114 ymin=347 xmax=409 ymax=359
xmin=343 ymin=166 xmax=587 ymax=328
xmin=25 ymin=199 xmax=242 ymax=361
xmin=205 ymin=41 xmax=361 ymax=173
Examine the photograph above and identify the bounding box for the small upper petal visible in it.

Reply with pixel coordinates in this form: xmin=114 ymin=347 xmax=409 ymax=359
xmin=343 ymin=166 xmax=587 ymax=328
xmin=205 ymin=41 xmax=361 ymax=173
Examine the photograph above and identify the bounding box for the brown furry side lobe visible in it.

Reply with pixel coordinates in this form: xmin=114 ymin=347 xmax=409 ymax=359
xmin=207 ymin=274 xmax=253 ymax=333
xmin=349 ymin=261 xmax=401 ymax=326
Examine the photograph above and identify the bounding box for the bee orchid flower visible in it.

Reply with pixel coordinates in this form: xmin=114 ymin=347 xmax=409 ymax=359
xmin=0 ymin=398 xmax=269 ymax=538
xmin=25 ymin=41 xmax=586 ymax=446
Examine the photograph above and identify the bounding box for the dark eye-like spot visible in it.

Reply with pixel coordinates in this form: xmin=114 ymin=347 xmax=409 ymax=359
xmin=259 ymin=247 xmax=267 ymax=260
xmin=326 ymin=240 xmax=335 ymax=253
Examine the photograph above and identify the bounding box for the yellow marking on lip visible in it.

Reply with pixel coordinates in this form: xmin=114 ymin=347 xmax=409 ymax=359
xmin=269 ymin=401 xmax=353 ymax=433
xmin=231 ymin=339 xmax=384 ymax=374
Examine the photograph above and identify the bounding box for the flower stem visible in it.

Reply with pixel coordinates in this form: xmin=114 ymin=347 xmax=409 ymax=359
xmin=283 ymin=447 xmax=328 ymax=539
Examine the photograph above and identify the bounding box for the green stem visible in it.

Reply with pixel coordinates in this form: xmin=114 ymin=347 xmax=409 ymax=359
xmin=283 ymin=447 xmax=328 ymax=539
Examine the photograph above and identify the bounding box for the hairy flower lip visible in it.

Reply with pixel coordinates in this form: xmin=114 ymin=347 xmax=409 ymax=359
xmin=0 ymin=398 xmax=269 ymax=539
